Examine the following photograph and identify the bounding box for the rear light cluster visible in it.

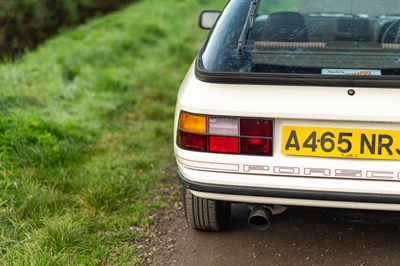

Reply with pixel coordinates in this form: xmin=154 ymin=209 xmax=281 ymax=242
xmin=177 ymin=111 xmax=273 ymax=156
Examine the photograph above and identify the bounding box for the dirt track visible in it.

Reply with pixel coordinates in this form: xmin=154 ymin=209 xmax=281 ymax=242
xmin=140 ymin=180 xmax=400 ymax=266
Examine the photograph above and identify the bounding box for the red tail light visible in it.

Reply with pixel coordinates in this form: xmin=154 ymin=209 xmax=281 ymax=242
xmin=241 ymin=138 xmax=272 ymax=155
xmin=241 ymin=119 xmax=272 ymax=137
xmin=209 ymin=136 xmax=239 ymax=154
xmin=177 ymin=111 xmax=273 ymax=156
xmin=178 ymin=131 xmax=207 ymax=151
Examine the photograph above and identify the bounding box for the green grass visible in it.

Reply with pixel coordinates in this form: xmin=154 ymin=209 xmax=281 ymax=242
xmin=0 ymin=0 xmax=134 ymax=57
xmin=0 ymin=0 xmax=226 ymax=264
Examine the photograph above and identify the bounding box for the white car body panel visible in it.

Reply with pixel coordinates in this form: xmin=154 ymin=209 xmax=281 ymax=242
xmin=190 ymin=190 xmax=400 ymax=211
xmin=177 ymin=65 xmax=400 ymax=123
xmin=174 ymin=64 xmax=400 ymax=210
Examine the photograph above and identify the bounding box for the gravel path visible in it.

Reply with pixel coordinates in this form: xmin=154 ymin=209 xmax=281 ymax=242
xmin=138 ymin=179 xmax=400 ymax=266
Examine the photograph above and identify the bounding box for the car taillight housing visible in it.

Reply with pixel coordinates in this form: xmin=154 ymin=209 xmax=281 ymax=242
xmin=177 ymin=111 xmax=273 ymax=156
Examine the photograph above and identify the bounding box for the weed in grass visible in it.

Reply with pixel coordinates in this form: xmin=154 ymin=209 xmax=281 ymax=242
xmin=37 ymin=216 xmax=93 ymax=254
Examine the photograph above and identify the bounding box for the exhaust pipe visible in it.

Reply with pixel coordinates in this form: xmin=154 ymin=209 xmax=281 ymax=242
xmin=248 ymin=205 xmax=273 ymax=231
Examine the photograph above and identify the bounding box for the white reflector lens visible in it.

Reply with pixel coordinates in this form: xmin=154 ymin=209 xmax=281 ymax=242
xmin=209 ymin=118 xmax=239 ymax=135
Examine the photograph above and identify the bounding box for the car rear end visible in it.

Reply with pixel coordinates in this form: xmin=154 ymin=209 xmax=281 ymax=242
xmin=174 ymin=0 xmax=400 ymax=231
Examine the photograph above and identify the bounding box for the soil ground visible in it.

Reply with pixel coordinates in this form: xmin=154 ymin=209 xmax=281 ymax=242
xmin=138 ymin=179 xmax=400 ymax=266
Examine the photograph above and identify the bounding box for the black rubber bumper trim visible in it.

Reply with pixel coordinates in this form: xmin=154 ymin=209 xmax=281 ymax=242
xmin=178 ymin=171 xmax=400 ymax=204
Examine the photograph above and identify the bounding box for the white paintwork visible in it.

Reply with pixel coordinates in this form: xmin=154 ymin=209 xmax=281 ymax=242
xmin=191 ymin=190 xmax=400 ymax=211
xmin=174 ymin=64 xmax=400 ymax=210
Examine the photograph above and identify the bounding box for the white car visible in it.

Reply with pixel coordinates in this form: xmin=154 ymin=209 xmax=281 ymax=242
xmin=174 ymin=0 xmax=400 ymax=231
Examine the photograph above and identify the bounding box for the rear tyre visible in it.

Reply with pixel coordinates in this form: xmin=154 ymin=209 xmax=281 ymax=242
xmin=183 ymin=188 xmax=231 ymax=231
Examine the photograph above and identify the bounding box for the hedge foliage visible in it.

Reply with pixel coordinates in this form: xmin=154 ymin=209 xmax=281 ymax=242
xmin=0 ymin=0 xmax=134 ymax=57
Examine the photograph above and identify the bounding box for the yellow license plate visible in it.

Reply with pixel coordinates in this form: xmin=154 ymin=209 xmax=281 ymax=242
xmin=281 ymin=126 xmax=400 ymax=160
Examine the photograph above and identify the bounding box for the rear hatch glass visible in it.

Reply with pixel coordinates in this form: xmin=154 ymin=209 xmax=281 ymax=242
xmin=198 ymin=0 xmax=400 ymax=85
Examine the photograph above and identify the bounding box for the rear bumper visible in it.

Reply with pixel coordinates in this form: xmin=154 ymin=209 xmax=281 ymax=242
xmin=178 ymin=171 xmax=400 ymax=210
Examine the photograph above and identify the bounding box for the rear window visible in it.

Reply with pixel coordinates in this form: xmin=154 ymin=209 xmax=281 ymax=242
xmin=198 ymin=0 xmax=400 ymax=85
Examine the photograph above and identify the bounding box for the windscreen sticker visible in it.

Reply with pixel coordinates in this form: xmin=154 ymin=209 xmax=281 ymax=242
xmin=322 ymin=69 xmax=382 ymax=76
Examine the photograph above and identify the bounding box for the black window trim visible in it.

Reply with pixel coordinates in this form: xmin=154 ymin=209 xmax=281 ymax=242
xmin=195 ymin=44 xmax=400 ymax=88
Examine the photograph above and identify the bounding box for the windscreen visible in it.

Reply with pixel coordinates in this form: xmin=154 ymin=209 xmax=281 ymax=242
xmin=200 ymin=0 xmax=400 ymax=79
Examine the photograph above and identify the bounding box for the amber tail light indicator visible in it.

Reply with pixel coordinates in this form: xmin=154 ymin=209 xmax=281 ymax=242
xmin=177 ymin=111 xmax=273 ymax=156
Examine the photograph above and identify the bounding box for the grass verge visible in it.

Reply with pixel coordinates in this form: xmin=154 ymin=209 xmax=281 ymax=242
xmin=0 ymin=0 xmax=226 ymax=264
xmin=0 ymin=0 xmax=135 ymax=57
